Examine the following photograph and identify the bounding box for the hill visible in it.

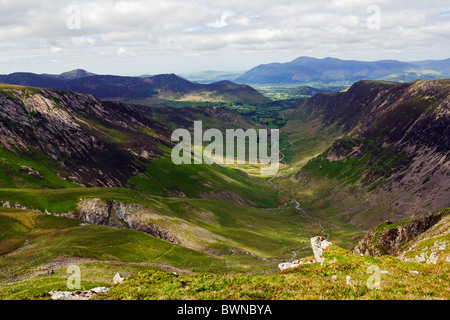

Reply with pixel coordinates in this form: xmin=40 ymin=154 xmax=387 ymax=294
xmin=0 ymin=72 xmax=268 ymax=106
xmin=234 ymin=56 xmax=447 ymax=85
xmin=100 ymin=209 xmax=449 ymax=300
xmin=276 ymin=79 xmax=450 ymax=228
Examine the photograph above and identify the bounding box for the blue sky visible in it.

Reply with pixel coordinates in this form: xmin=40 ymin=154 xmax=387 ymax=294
xmin=0 ymin=0 xmax=449 ymax=75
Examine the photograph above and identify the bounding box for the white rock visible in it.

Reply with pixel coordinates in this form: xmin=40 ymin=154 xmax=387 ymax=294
xmin=409 ymin=271 xmax=419 ymax=274
xmin=427 ymin=252 xmax=439 ymax=264
xmin=346 ymin=275 xmax=352 ymax=286
xmin=90 ymin=287 xmax=110 ymax=294
xmin=113 ymin=272 xmax=124 ymax=285
xmin=445 ymin=256 xmax=450 ymax=263
xmin=48 ymin=287 xmax=110 ymax=300
xmin=310 ymin=236 xmax=332 ymax=264
xmin=380 ymin=270 xmax=389 ymax=274
xmin=331 ymin=275 xmax=338 ymax=283
xmin=278 ymin=262 xmax=293 ymax=271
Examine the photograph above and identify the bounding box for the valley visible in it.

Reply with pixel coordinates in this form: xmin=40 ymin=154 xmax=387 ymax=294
xmin=0 ymin=73 xmax=448 ymax=300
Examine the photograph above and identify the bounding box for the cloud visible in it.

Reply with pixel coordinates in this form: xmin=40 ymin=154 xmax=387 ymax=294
xmin=0 ymin=0 xmax=448 ymax=74
xmin=206 ymin=10 xmax=234 ymax=29
xmin=116 ymin=47 xmax=137 ymax=57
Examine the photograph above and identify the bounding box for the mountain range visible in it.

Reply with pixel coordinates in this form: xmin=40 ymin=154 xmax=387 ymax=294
xmin=234 ymin=56 xmax=450 ymax=84
xmin=0 ymin=71 xmax=268 ymax=106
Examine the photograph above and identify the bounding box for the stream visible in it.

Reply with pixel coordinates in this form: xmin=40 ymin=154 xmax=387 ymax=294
xmin=267 ymin=121 xmax=366 ymax=260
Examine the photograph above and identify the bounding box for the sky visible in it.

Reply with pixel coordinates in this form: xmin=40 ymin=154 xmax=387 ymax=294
xmin=0 ymin=0 xmax=449 ymax=76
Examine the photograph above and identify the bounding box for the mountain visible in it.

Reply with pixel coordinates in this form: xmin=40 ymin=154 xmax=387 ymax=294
xmin=410 ymin=59 xmax=450 ymax=77
xmin=52 ymin=69 xmax=97 ymax=80
xmin=281 ymin=79 xmax=450 ymax=227
xmin=181 ymin=70 xmax=245 ymax=84
xmin=0 ymin=72 xmax=268 ymax=106
xmin=234 ymin=56 xmax=446 ymax=85
xmin=0 ymin=84 xmax=169 ymax=188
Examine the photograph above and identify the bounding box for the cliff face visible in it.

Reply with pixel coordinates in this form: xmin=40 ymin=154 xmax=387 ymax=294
xmin=76 ymin=198 xmax=180 ymax=244
xmin=350 ymin=209 xmax=448 ymax=257
xmin=291 ymin=79 xmax=450 ymax=225
xmin=0 ymin=86 xmax=169 ymax=187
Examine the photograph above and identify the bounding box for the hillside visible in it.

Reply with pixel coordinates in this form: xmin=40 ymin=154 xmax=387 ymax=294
xmin=0 ymin=72 xmax=268 ymax=106
xmin=276 ymin=79 xmax=450 ymax=228
xmin=0 ymin=83 xmax=339 ymax=299
xmin=235 ymin=56 xmax=447 ymax=85
xmin=0 ymin=79 xmax=448 ymax=301
xmin=99 ymin=214 xmax=450 ymax=300
xmin=350 ymin=208 xmax=450 ymax=262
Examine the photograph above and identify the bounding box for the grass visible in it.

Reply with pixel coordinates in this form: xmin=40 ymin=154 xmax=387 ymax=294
xmin=99 ymin=244 xmax=450 ymax=300
xmin=0 ymin=207 xmax=285 ymax=299
xmin=0 ymin=148 xmax=79 ymax=190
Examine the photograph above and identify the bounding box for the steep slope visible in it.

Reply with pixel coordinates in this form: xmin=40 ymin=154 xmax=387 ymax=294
xmin=0 ymin=72 xmax=268 ymax=106
xmin=280 ymin=79 xmax=450 ymax=227
xmin=0 ymin=84 xmax=169 ymax=188
xmin=0 ymin=84 xmax=279 ymax=206
xmin=351 ymin=208 xmax=449 ymax=257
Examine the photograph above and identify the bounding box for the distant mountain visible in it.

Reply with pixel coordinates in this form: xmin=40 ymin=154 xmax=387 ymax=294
xmin=0 ymin=72 xmax=268 ymax=105
xmin=181 ymin=70 xmax=245 ymax=84
xmin=54 ymin=69 xmax=97 ymax=80
xmin=409 ymin=58 xmax=450 ymax=77
xmin=293 ymin=86 xmax=335 ymax=96
xmin=235 ymin=56 xmax=448 ymax=85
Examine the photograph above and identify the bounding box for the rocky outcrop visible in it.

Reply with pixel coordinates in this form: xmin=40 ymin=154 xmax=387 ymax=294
xmin=77 ymin=198 xmax=111 ymax=225
xmin=278 ymin=237 xmax=332 ymax=271
xmin=75 ymin=198 xmax=180 ymax=244
xmin=310 ymin=236 xmax=332 ymax=264
xmin=48 ymin=287 xmax=110 ymax=300
xmin=350 ymin=210 xmax=447 ymax=257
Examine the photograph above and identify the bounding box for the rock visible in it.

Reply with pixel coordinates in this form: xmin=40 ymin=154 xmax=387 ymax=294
xmin=409 ymin=271 xmax=419 ymax=274
xmin=350 ymin=211 xmax=445 ymax=257
xmin=278 ymin=262 xmax=293 ymax=271
xmin=310 ymin=236 xmax=332 ymax=264
xmin=445 ymin=256 xmax=450 ymax=263
xmin=331 ymin=275 xmax=338 ymax=282
xmin=113 ymin=272 xmax=124 ymax=285
xmin=415 ymin=252 xmax=427 ymax=263
xmin=346 ymin=275 xmax=352 ymax=286
xmin=380 ymin=270 xmax=389 ymax=274
xmin=427 ymin=252 xmax=438 ymax=264
xmin=48 ymin=287 xmax=110 ymax=300
xmin=20 ymin=165 xmax=41 ymax=177
xmin=77 ymin=198 xmax=110 ymax=225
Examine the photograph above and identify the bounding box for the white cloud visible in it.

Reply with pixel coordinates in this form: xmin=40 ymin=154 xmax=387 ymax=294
xmin=0 ymin=0 xmax=448 ymax=74
xmin=116 ymin=47 xmax=137 ymax=57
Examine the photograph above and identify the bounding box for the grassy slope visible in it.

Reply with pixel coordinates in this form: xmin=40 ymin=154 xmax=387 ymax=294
xmin=0 ymin=207 xmax=280 ymax=299
xmin=100 ymin=244 xmax=450 ymax=300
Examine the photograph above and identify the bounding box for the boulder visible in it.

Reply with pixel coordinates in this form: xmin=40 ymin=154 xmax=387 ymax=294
xmin=113 ymin=272 xmax=124 ymax=285
xmin=278 ymin=262 xmax=293 ymax=271
xmin=310 ymin=236 xmax=332 ymax=264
